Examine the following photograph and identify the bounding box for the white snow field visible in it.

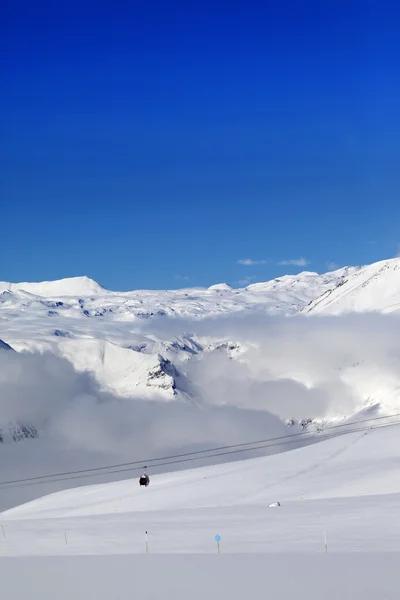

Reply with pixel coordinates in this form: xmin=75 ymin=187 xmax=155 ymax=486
xmin=1 ymin=423 xmax=400 ymax=598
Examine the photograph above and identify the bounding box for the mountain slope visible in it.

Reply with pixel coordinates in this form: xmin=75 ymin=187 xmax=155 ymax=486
xmin=0 ymin=276 xmax=105 ymax=298
xmin=304 ymin=258 xmax=400 ymax=315
xmin=4 ymin=422 xmax=400 ymax=521
xmin=2 ymin=423 xmax=400 ymax=565
xmin=1 ymin=258 xmax=400 ymax=409
xmin=0 ymin=266 xmax=353 ymax=320
xmin=0 ymin=267 xmax=353 ymax=402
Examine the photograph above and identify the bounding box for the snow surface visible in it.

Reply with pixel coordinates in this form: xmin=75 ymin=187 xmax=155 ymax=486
xmin=304 ymin=257 xmax=400 ymax=315
xmin=2 ymin=423 xmax=400 ymax=550
xmin=0 ymin=555 xmax=397 ymax=600
xmin=1 ymin=424 xmax=400 ymax=597
xmin=0 ymin=275 xmax=105 ymax=297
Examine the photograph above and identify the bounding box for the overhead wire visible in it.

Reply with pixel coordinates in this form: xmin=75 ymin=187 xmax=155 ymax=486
xmin=1 ymin=410 xmax=400 ymax=490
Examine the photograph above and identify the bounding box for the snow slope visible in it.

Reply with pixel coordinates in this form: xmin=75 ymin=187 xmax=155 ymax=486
xmin=0 ymin=276 xmax=105 ymax=297
xmin=2 ymin=422 xmax=400 ymax=599
xmin=304 ymin=257 xmax=400 ymax=315
xmin=1 ymin=555 xmax=397 ymax=600
xmin=2 ymin=422 xmax=400 ymax=556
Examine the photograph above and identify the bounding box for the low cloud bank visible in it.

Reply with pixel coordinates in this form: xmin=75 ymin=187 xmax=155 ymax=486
xmin=0 ymin=347 xmax=287 ymax=510
xmin=2 ymin=310 xmax=400 ymax=510
xmin=143 ymin=311 xmax=400 ymax=420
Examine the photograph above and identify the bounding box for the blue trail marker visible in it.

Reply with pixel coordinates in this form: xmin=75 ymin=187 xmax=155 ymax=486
xmin=215 ymin=534 xmax=221 ymax=553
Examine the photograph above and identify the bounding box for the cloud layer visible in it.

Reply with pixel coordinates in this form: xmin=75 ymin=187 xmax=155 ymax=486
xmin=3 ymin=310 xmax=400 ymax=511
xmin=237 ymin=257 xmax=309 ymax=267
xmin=277 ymin=258 xmax=309 ymax=266
xmin=144 ymin=311 xmax=400 ymax=422
xmin=0 ymin=345 xmax=288 ymax=510
xmin=237 ymin=258 xmax=267 ymax=266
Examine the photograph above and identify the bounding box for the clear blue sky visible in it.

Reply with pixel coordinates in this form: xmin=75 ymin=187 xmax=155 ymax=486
xmin=1 ymin=0 xmax=400 ymax=290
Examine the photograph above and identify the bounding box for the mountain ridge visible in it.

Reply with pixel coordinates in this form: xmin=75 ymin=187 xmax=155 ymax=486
xmin=0 ymin=265 xmax=360 ymax=297
xmin=2 ymin=256 xmax=400 ymax=443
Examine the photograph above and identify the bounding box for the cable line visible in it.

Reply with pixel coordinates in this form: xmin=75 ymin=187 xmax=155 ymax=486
xmin=1 ymin=411 xmax=399 ymax=490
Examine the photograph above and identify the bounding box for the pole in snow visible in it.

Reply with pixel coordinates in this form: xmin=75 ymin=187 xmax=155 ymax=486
xmin=215 ymin=534 xmax=221 ymax=553
xmin=324 ymin=530 xmax=327 ymax=553
xmin=1 ymin=524 xmax=6 ymax=539
xmin=145 ymin=530 xmax=149 ymax=554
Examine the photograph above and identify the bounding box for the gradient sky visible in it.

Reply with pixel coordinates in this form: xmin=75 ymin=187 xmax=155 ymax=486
xmin=1 ymin=0 xmax=400 ymax=290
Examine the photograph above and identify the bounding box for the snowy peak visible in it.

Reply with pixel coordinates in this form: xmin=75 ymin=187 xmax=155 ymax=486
xmin=3 ymin=257 xmax=400 ymax=411
xmin=304 ymin=258 xmax=400 ymax=315
xmin=0 ymin=276 xmax=105 ymax=298
xmin=207 ymin=283 xmax=233 ymax=291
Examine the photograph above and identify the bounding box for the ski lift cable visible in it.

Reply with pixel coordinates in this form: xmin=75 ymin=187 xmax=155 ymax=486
xmin=1 ymin=420 xmax=399 ymax=491
xmin=0 ymin=410 xmax=398 ymax=488
xmin=1 ymin=415 xmax=400 ymax=491
xmin=1 ymin=411 xmax=399 ymax=488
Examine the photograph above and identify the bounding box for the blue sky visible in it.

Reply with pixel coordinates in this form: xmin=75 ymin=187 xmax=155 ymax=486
xmin=1 ymin=0 xmax=400 ymax=290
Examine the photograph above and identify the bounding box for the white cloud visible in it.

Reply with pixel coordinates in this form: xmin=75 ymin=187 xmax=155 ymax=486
xmin=174 ymin=274 xmax=190 ymax=281
xmin=0 ymin=347 xmax=287 ymax=510
xmin=238 ymin=257 xmax=309 ymax=268
xmin=149 ymin=310 xmax=400 ymax=424
xmin=326 ymin=261 xmax=339 ymax=271
xmin=238 ymin=276 xmax=257 ymax=286
xmin=237 ymin=259 xmax=267 ymax=266
xmin=4 ymin=309 xmax=400 ymax=510
xmin=278 ymin=258 xmax=309 ymax=267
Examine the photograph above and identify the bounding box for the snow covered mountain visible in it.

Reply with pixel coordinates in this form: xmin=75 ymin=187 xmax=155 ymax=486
xmin=303 ymin=257 xmax=400 ymax=315
xmin=0 ymin=275 xmax=105 ymax=297
xmin=0 ymin=258 xmax=400 ymax=406
xmin=0 ymin=265 xmax=355 ymax=402
xmin=2 ymin=257 xmax=400 ymax=526
xmin=0 ymin=268 xmax=353 ymax=322
xmin=1 ymin=257 xmax=400 ymax=457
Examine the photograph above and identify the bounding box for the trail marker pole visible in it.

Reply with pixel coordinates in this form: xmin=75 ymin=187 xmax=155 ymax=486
xmin=1 ymin=524 xmax=6 ymax=539
xmin=324 ymin=530 xmax=327 ymax=553
xmin=215 ymin=534 xmax=221 ymax=553
xmin=145 ymin=530 xmax=149 ymax=554
xmin=64 ymin=532 xmax=68 ymax=545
